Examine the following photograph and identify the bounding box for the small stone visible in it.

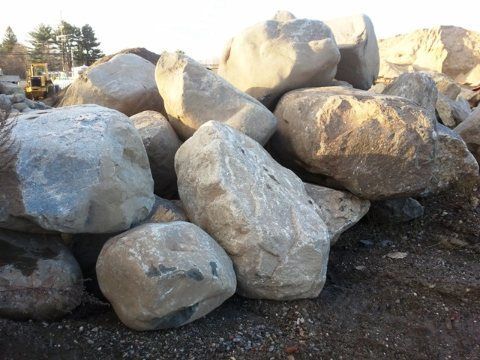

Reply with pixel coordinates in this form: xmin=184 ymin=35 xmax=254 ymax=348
xmin=386 ymin=251 xmax=408 ymax=259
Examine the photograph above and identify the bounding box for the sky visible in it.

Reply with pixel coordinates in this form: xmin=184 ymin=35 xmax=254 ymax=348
xmin=1 ymin=0 xmax=479 ymax=62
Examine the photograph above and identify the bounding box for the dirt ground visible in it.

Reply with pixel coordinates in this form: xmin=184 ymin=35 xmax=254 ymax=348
xmin=1 ymin=188 xmax=479 ymax=360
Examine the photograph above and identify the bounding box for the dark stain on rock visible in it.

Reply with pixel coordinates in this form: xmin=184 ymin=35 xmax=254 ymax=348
xmin=209 ymin=261 xmax=218 ymax=277
xmin=149 ymin=302 xmax=199 ymax=329
xmin=146 ymin=264 xmax=177 ymax=278
xmin=268 ymin=173 xmax=280 ymax=184
xmin=186 ymin=268 xmax=204 ymax=281
xmin=0 ymin=236 xmax=59 ymax=277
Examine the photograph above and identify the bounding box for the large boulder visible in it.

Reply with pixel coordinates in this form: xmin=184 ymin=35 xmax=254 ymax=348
xmin=96 ymin=222 xmax=236 ymax=330
xmin=382 ymin=72 xmax=438 ymax=119
xmin=0 ymin=105 xmax=155 ymax=233
xmin=325 ymin=14 xmax=379 ymax=90
xmin=218 ymin=13 xmax=340 ymax=108
xmin=130 ymin=111 xmax=182 ymax=196
xmin=432 ymin=124 xmax=478 ymax=189
xmin=155 ymin=52 xmax=277 ymax=144
xmin=0 ymin=229 xmax=82 ymax=320
xmin=59 ymin=54 xmax=164 ymax=116
xmin=378 ymin=26 xmax=480 ymax=86
xmin=454 ymin=107 xmax=480 ymax=163
xmin=271 ymin=87 xmax=478 ymax=200
xmin=304 ymin=183 xmax=370 ymax=244
xmin=175 ymin=121 xmax=331 ymax=300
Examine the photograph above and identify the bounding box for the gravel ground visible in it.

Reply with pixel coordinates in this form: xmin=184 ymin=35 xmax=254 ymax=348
xmin=1 ymin=189 xmax=479 ymax=359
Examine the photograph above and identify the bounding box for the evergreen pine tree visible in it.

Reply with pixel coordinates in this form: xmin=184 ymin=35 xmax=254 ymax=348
xmin=1 ymin=26 xmax=18 ymax=53
xmin=77 ymin=24 xmax=103 ymax=65
xmin=28 ymin=24 xmax=56 ymax=64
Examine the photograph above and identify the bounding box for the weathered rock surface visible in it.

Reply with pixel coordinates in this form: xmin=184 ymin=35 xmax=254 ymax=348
xmin=0 ymin=105 xmax=154 ymax=233
xmin=155 ymin=52 xmax=277 ymax=144
xmin=379 ymin=26 xmax=480 ymax=86
xmin=382 ymin=72 xmax=438 ymax=119
xmin=325 ymin=14 xmax=379 ymax=90
xmin=218 ymin=13 xmax=340 ymax=108
xmin=304 ymin=183 xmax=370 ymax=244
xmin=141 ymin=196 xmax=188 ymax=224
xmin=175 ymin=121 xmax=331 ymax=300
xmin=130 ymin=111 xmax=181 ymax=196
xmin=433 ymin=123 xmax=479 ymax=190
xmin=454 ymin=107 xmax=480 ymax=163
xmin=271 ymin=87 xmax=478 ymax=200
xmin=430 ymin=72 xmax=462 ymax=100
xmin=96 ymin=222 xmax=236 ymax=330
xmin=436 ymin=94 xmax=471 ymax=127
xmin=60 ymin=54 xmax=164 ymax=116
xmin=370 ymin=198 xmax=424 ymax=223
xmin=0 ymin=229 xmax=82 ymax=320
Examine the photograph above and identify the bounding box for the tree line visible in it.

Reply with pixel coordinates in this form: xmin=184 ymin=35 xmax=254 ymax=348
xmin=0 ymin=22 xmax=104 ymax=77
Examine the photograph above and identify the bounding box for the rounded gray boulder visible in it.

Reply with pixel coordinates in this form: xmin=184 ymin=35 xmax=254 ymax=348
xmin=0 ymin=105 xmax=155 ymax=233
xmin=96 ymin=222 xmax=236 ymax=331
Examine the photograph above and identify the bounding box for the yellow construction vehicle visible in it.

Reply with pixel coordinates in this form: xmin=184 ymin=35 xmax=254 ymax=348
xmin=25 ymin=63 xmax=55 ymax=100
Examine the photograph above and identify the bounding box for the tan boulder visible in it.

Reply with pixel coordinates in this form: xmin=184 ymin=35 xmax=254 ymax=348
xmin=96 ymin=222 xmax=236 ymax=330
xmin=454 ymin=107 xmax=480 ymax=163
xmin=60 ymin=54 xmax=164 ymax=116
xmin=175 ymin=121 xmax=331 ymax=300
xmin=434 ymin=123 xmax=479 ymax=188
xmin=325 ymin=14 xmax=379 ymax=89
xmin=271 ymin=87 xmax=478 ymax=200
xmin=379 ymin=26 xmax=480 ymax=86
xmin=155 ymin=52 xmax=277 ymax=144
xmin=304 ymin=183 xmax=370 ymax=244
xmin=218 ymin=13 xmax=340 ymax=107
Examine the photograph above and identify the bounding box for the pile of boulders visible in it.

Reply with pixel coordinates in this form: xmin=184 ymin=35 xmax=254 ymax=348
xmin=0 ymin=82 xmax=49 ymax=120
xmin=1 ymin=11 xmax=479 ymax=331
